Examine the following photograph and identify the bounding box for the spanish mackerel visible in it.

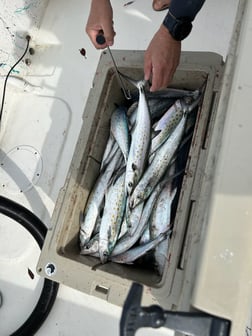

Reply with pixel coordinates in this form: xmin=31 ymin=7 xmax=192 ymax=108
xmin=130 ymin=113 xmax=187 ymax=208
xmin=112 ymin=179 xmax=167 ymax=257
xmin=100 ymin=134 xmax=117 ymax=171
xmin=111 ymin=233 xmax=166 ymax=264
xmin=99 ymin=170 xmax=126 ymax=263
xmin=150 ymin=99 xmax=184 ymax=156
xmin=110 ymin=105 xmax=130 ymax=164
xmin=79 ymin=149 xmax=122 ymax=247
xmin=125 ymin=80 xmax=151 ymax=195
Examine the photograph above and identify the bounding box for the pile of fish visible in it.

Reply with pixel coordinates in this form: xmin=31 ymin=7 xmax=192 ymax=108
xmin=79 ymin=75 xmax=202 ymax=275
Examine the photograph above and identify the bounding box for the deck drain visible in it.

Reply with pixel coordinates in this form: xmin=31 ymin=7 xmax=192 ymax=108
xmin=45 ymin=262 xmax=57 ymax=276
xmin=0 ymin=145 xmax=43 ymax=194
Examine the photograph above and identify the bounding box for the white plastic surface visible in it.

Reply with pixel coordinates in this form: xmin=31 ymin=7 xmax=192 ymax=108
xmin=193 ymin=1 xmax=252 ymax=335
xmin=0 ymin=0 xmax=239 ymax=335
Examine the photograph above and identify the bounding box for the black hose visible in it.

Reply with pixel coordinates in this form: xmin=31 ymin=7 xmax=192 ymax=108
xmin=0 ymin=195 xmax=59 ymax=336
xmin=0 ymin=36 xmax=31 ymax=122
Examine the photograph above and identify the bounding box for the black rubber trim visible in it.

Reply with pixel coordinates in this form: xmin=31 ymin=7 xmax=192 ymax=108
xmin=0 ymin=196 xmax=59 ymax=336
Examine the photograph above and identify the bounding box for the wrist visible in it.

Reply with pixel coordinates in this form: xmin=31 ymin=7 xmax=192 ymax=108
xmin=163 ymin=11 xmax=192 ymax=41
xmin=159 ymin=24 xmax=181 ymax=44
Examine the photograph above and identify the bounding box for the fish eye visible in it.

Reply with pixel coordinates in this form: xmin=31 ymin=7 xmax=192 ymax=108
xmin=132 ymin=163 xmax=137 ymax=171
xmin=128 ymin=182 xmax=133 ymax=187
xmin=103 ymin=251 xmax=108 ymax=257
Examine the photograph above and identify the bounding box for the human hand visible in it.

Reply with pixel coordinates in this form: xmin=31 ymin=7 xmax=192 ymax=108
xmin=86 ymin=0 xmax=116 ymax=49
xmin=144 ymin=24 xmax=181 ymax=91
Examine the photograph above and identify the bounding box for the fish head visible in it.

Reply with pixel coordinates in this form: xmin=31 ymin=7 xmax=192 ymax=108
xmin=79 ymin=228 xmax=90 ymax=248
xmin=99 ymin=239 xmax=109 ymax=264
xmin=126 ymin=179 xmax=134 ymax=196
xmin=180 ymin=93 xmax=202 ymax=114
xmin=125 ymin=166 xmax=138 ymax=196
xmin=81 ymin=238 xmax=99 ymax=255
xmin=125 ymin=198 xmax=142 ymax=228
xmin=129 ymin=190 xmax=144 ymax=209
xmin=137 ymin=80 xmax=147 ymax=90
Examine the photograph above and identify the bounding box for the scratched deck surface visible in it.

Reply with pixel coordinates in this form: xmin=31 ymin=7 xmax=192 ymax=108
xmin=0 ymin=0 xmax=238 ymax=335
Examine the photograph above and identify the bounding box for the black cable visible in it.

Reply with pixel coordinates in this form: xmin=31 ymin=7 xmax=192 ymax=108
xmin=0 ymin=195 xmax=59 ymax=336
xmin=0 ymin=35 xmax=31 ymax=121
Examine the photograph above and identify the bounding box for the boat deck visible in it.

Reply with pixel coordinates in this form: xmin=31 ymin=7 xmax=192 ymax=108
xmin=0 ymin=1 xmax=240 ymax=335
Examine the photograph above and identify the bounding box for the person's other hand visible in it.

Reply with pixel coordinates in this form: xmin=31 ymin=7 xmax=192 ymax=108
xmin=86 ymin=0 xmax=116 ymax=49
xmin=144 ymin=24 xmax=181 ymax=91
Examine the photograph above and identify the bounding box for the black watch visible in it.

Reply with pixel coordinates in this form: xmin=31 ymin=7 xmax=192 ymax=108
xmin=163 ymin=11 xmax=192 ymax=41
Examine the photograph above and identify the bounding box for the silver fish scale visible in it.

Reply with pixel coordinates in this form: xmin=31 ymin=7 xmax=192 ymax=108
xmin=100 ymin=133 xmax=115 ymax=171
xmin=125 ymin=199 xmax=144 ymax=236
xmin=111 ymin=233 xmax=166 ymax=264
xmin=150 ymin=100 xmax=183 ymax=156
xmin=125 ymin=83 xmax=151 ymax=195
xmin=130 ymin=114 xmax=187 ymax=208
xmin=79 ymin=77 xmax=201 ymax=270
xmin=133 ymin=127 xmax=149 ymax=162
xmin=154 ymin=100 xmax=182 ymax=131
xmin=112 ymin=179 xmax=165 ymax=256
xmin=150 ymin=184 xmax=177 ymax=239
xmin=99 ymin=171 xmax=126 ymax=262
xmin=111 ymin=105 xmax=129 ymax=163
xmin=79 ymin=149 xmax=122 ymax=247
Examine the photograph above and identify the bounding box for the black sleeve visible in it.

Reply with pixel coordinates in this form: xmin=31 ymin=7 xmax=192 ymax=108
xmin=169 ymin=0 xmax=205 ymax=21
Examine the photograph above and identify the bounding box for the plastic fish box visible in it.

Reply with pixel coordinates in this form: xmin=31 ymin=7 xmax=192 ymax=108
xmin=37 ymin=50 xmax=224 ymax=308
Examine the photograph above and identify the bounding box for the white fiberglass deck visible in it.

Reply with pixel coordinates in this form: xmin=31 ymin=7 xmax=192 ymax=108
xmin=0 ymin=0 xmax=241 ymax=335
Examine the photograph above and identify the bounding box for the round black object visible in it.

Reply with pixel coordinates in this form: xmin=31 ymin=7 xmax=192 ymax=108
xmin=96 ymin=34 xmax=106 ymax=45
xmin=0 ymin=196 xmax=59 ymax=336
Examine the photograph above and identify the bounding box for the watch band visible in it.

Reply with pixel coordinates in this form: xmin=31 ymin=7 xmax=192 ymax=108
xmin=163 ymin=11 xmax=193 ymax=41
